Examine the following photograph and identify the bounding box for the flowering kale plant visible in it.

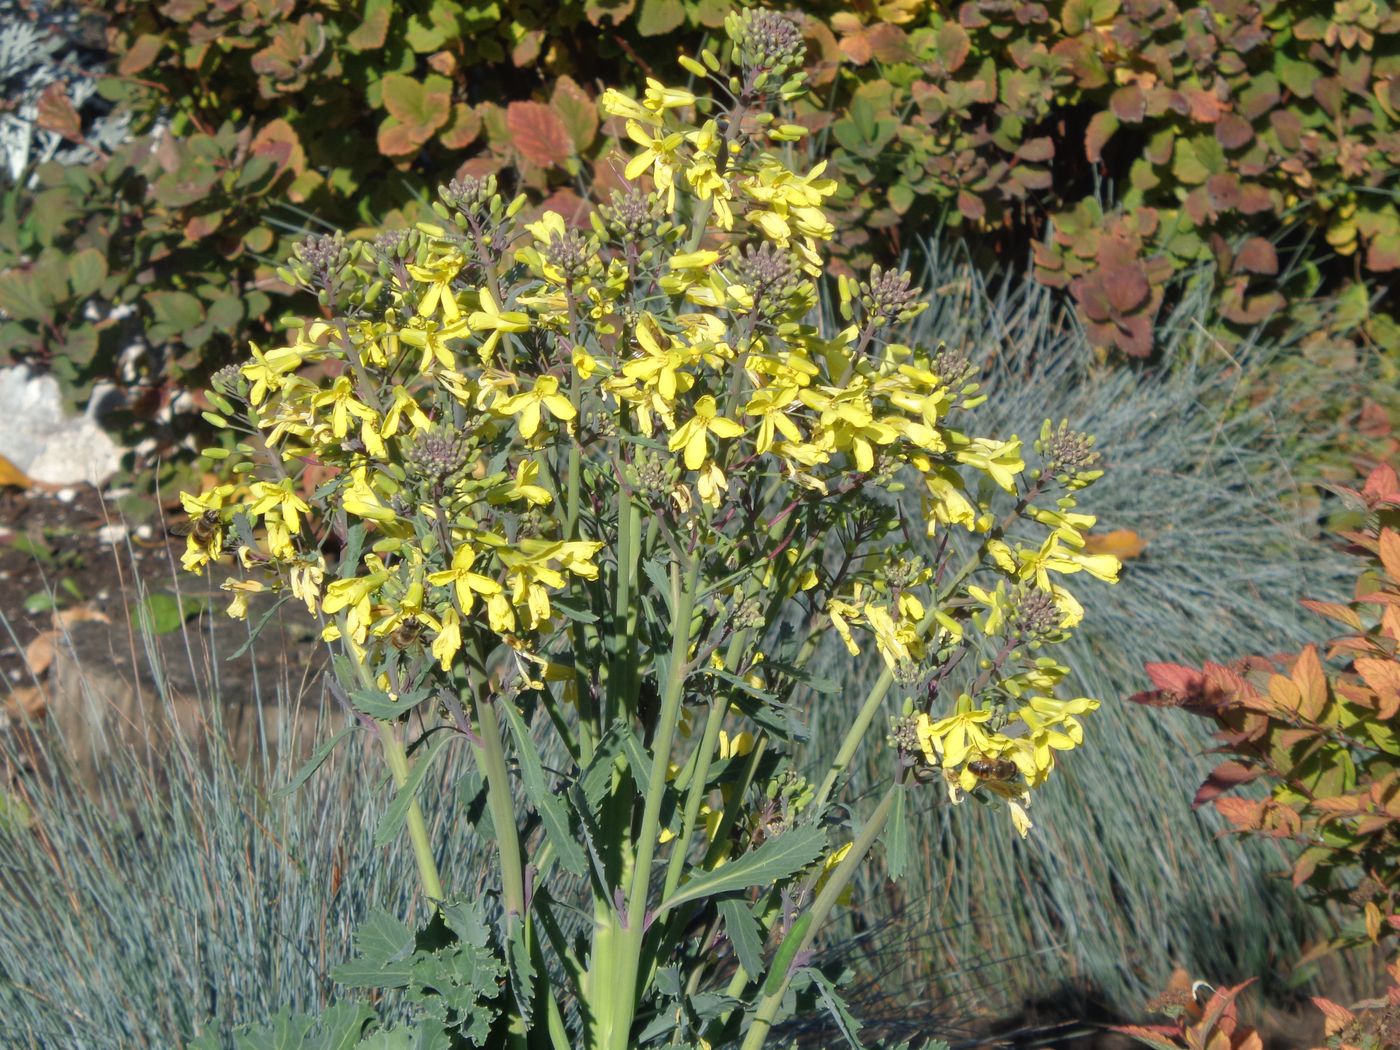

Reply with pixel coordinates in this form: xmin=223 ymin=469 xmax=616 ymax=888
xmin=183 ymin=12 xmax=1119 ymax=1048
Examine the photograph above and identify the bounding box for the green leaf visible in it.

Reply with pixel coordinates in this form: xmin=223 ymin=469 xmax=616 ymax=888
xmin=498 ymin=698 xmax=588 ymax=877
xmin=332 ymin=910 xmax=415 ymax=988
xmin=274 ymin=725 xmax=358 ymax=800
xmin=23 ymin=591 xmax=57 ymax=614
xmin=502 ymin=914 xmax=534 ymax=1025
xmin=146 ymin=290 xmax=205 ymax=334
xmin=375 ymin=729 xmax=455 ymax=847
xmin=131 ymin=592 xmax=195 ymax=635
xmin=658 ymin=824 xmax=826 ymax=915
xmin=0 ymin=272 xmax=48 ymax=321
xmin=883 ymin=785 xmax=912 ymax=882
xmin=67 ymin=248 xmax=107 ymax=299
xmin=636 ymin=0 xmax=684 ymax=35
xmin=806 ymin=968 xmax=865 ymax=1049
xmin=717 ymin=896 xmax=764 ymax=978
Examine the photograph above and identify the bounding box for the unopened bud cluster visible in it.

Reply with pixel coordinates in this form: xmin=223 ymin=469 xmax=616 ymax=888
xmin=735 ymin=242 xmax=804 ymax=321
xmin=860 ymin=266 xmax=924 ymax=327
xmin=1008 ymin=588 xmax=1060 ymax=641
xmin=727 ymin=9 xmax=806 ymax=95
xmin=404 ymin=427 xmax=473 ymax=484
xmin=597 ymin=190 xmax=665 ymax=242
xmin=1036 ymin=419 xmax=1102 ymax=487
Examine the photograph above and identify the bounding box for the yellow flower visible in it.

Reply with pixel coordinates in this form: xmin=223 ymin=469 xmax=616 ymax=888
xmin=745 ymin=385 xmax=805 ymax=454
xmin=399 ymin=316 xmax=471 ymax=373
xmin=955 ymin=437 xmax=1025 ymax=493
xmin=290 ymin=556 xmax=325 ymax=614
xmin=622 ymin=124 xmax=686 ymax=207
xmin=407 ymin=249 xmax=466 ymax=323
xmin=813 ymin=842 xmax=855 ymax=905
xmin=494 ymin=374 xmax=576 ymax=440
xmin=241 ymin=342 xmax=306 ymax=406
xmin=467 ymin=288 xmax=531 ymax=362
xmin=668 ymin=394 xmax=744 ymax=470
xmin=427 ymin=544 xmax=504 ymax=613
xmin=431 ymin=607 xmax=462 ymax=671
xmin=221 ymin=577 xmax=265 ymax=620
xmin=916 ymin=708 xmax=994 ymax=767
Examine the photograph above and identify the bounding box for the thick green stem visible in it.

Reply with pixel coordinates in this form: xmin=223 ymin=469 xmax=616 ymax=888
xmin=605 ymin=552 xmax=699 ymax=1050
xmin=661 ymin=694 xmax=726 ymax=903
xmin=738 ymin=784 xmax=900 ymax=1050
xmin=473 ymin=691 xmax=528 ymax=918
xmin=375 ymin=719 xmax=445 ymax=903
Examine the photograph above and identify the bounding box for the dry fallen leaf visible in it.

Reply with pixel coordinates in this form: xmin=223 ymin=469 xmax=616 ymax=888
xmin=0 ymin=454 xmax=30 ymax=489
xmin=4 ymin=685 xmax=47 ymax=718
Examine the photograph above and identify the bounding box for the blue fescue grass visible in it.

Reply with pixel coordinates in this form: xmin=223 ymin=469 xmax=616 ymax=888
xmin=808 ymin=250 xmax=1366 ymax=1021
xmin=0 ymin=606 xmax=486 ymax=1049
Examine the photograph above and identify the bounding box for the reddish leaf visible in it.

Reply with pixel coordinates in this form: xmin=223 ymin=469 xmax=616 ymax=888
xmin=1214 ymin=114 xmax=1255 ymax=149
xmin=35 ymin=83 xmax=81 ymax=142
xmin=1193 ymin=760 xmax=1259 ymax=808
xmin=1099 ymin=266 xmax=1149 ymax=314
xmin=118 ymin=33 xmax=165 ymax=75
xmin=1085 ymin=111 xmax=1118 ymax=163
xmin=1363 ymin=464 xmax=1400 ymax=506
xmin=866 ymin=23 xmax=914 ymax=63
xmin=1234 ymin=237 xmax=1278 ymax=275
xmin=957 ymin=190 xmax=985 ymax=222
xmin=507 ymin=101 xmax=572 ymax=168
xmin=1110 ymin=84 xmax=1146 ymax=122
xmin=251 ymin=118 xmax=305 ymax=175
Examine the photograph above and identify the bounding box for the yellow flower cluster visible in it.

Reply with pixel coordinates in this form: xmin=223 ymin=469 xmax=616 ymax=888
xmin=180 ymin=30 xmax=1116 ymax=835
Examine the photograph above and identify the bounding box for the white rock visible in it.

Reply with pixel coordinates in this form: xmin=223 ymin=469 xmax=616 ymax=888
xmin=96 ymin=524 xmax=127 ymax=544
xmin=0 ymin=366 xmax=123 ymax=486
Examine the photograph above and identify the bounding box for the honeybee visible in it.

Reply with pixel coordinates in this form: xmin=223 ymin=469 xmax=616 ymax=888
xmin=168 ymin=509 xmax=222 ymax=545
xmin=967 ymin=756 xmax=1018 ymax=781
xmin=387 ymin=617 xmax=425 ymax=650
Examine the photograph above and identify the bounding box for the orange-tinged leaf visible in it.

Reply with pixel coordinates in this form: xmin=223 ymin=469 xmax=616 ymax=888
xmin=1300 ymin=599 xmax=1362 ymax=631
xmin=1213 ymin=796 xmax=1265 ymax=830
xmin=0 ymin=454 xmax=30 ymax=488
xmin=506 ymin=101 xmax=572 ymax=168
xmin=1355 ymin=658 xmax=1400 ymax=718
xmin=35 ymin=82 xmax=81 ymax=142
xmin=251 ymin=118 xmax=305 ymax=175
xmin=1267 ymin=672 xmax=1301 ymax=715
xmin=1292 ymin=645 xmax=1328 ymax=720
xmin=1108 ymin=1027 xmax=1181 ymax=1050
xmin=3 ymin=684 xmax=46 ymax=718
xmin=439 ymin=104 xmax=481 ymax=150
xmin=1313 ymin=996 xmax=1355 ymax=1034
xmin=1379 ymin=528 xmax=1400 ymax=583
xmin=838 ymin=28 xmax=874 ymax=64
xmin=1084 ymin=528 xmax=1148 ymax=560
xmin=1366 ymin=901 xmax=1382 ymax=942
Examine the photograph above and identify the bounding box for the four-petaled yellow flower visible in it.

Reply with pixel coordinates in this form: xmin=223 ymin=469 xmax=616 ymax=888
xmin=668 ymin=394 xmax=744 ymax=470
xmin=494 ymin=374 xmax=576 ymax=440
